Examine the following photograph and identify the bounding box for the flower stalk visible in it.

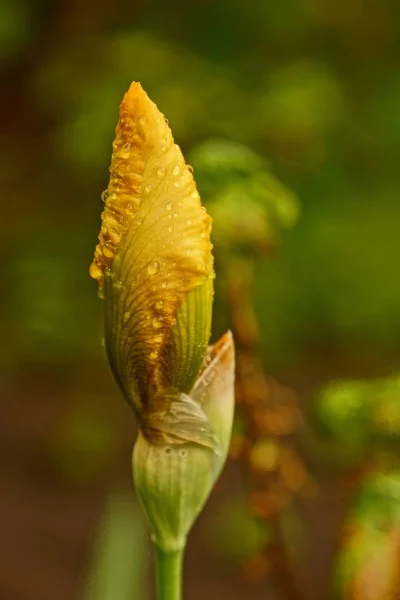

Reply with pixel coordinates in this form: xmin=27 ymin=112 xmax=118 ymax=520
xmin=155 ymin=546 xmax=183 ymax=600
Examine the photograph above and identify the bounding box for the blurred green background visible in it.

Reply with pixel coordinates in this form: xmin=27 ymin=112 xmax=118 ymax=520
xmin=1 ymin=0 xmax=400 ymax=599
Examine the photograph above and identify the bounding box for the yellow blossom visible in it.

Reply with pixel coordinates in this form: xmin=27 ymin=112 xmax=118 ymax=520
xmin=90 ymin=82 xmax=216 ymax=447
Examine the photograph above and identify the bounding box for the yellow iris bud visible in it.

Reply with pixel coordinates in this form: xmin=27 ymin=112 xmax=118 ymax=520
xmin=90 ymin=83 xmax=235 ymax=551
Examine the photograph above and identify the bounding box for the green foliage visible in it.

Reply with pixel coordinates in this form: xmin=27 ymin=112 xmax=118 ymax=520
xmin=334 ymin=471 xmax=400 ymax=600
xmin=190 ymin=139 xmax=299 ymax=258
xmin=85 ymin=492 xmax=149 ymax=600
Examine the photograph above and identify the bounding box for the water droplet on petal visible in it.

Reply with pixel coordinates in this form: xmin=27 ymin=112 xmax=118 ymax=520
xmin=103 ymin=246 xmax=113 ymax=258
xmin=144 ymin=184 xmax=152 ymax=194
xmin=147 ymin=261 xmax=160 ymax=275
xmin=173 ymin=180 xmax=181 ymax=188
xmin=168 ymin=225 xmax=174 ymax=233
xmin=123 ymin=311 xmax=131 ymax=323
xmin=166 ymin=202 xmax=173 ymax=211
xmin=172 ymin=165 xmax=180 ymax=176
xmin=120 ymin=143 xmax=131 ymax=158
xmin=172 ymin=212 xmax=178 ymax=218
xmin=149 ymin=350 xmax=158 ymax=360
xmin=186 ymin=218 xmax=192 ymax=225
xmin=157 ymin=167 xmax=166 ymax=177
xmin=101 ymin=190 xmax=108 ymax=203
xmin=161 ymin=281 xmax=167 ymax=289
xmin=152 ymin=317 xmax=163 ymax=329
xmin=156 ymin=300 xmax=163 ymax=309
xmin=190 ymin=190 xmax=199 ymax=199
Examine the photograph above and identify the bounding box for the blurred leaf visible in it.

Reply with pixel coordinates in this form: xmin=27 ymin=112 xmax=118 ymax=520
xmin=334 ymin=470 xmax=400 ymax=600
xmin=85 ymin=491 xmax=149 ymax=600
xmin=190 ymin=139 xmax=299 ymax=258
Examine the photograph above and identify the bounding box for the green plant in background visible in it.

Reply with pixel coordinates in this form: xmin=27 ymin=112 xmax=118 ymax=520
xmin=334 ymin=470 xmax=400 ymax=600
xmin=89 ymin=82 xmax=235 ymax=600
xmin=85 ymin=492 xmax=149 ymax=600
xmin=314 ymin=373 xmax=400 ymax=464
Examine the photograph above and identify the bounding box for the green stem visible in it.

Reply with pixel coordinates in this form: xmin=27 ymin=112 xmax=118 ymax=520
xmin=154 ymin=545 xmax=184 ymax=600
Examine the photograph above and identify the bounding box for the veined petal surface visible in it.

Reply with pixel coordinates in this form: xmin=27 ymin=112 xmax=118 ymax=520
xmin=90 ymin=83 xmax=213 ymax=411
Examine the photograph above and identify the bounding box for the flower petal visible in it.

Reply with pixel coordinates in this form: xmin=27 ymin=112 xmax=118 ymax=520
xmin=91 ymin=83 xmax=213 ymax=410
xmin=192 ymin=331 xmax=235 ymax=470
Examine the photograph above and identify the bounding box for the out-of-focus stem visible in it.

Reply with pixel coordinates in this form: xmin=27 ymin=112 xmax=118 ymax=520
xmin=225 ymin=256 xmax=309 ymax=600
xmin=154 ymin=545 xmax=184 ymax=600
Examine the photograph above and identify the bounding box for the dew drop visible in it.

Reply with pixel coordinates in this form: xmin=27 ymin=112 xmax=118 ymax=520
xmin=161 ymin=281 xmax=167 ymax=289
xmin=101 ymin=190 xmax=108 ymax=203
xmin=165 ymin=447 xmax=172 ymax=455
xmin=89 ymin=263 xmax=103 ymax=280
xmin=103 ymin=246 xmax=113 ymax=258
xmin=149 ymin=350 xmax=158 ymax=360
xmin=168 ymin=225 xmax=174 ymax=233
xmin=120 ymin=143 xmax=131 ymax=158
xmin=186 ymin=217 xmax=192 ymax=225
xmin=147 ymin=261 xmax=160 ymax=275
xmin=190 ymin=190 xmax=199 ymax=199
xmin=144 ymin=184 xmax=152 ymax=194
xmin=179 ymin=449 xmax=187 ymax=457
xmin=157 ymin=166 xmax=166 ymax=177
xmin=166 ymin=202 xmax=173 ymax=211
xmin=172 ymin=165 xmax=180 ymax=176
xmin=172 ymin=212 xmax=178 ymax=218
xmin=152 ymin=317 xmax=163 ymax=330
xmin=123 ymin=311 xmax=131 ymax=323
xmin=156 ymin=300 xmax=163 ymax=309
xmin=173 ymin=180 xmax=181 ymax=188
